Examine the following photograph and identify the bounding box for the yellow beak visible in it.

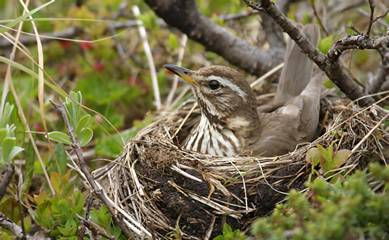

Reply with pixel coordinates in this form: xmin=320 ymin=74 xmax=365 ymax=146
xmin=164 ymin=64 xmax=197 ymax=85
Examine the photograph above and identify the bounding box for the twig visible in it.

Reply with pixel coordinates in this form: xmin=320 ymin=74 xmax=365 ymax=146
xmin=0 ymin=20 xmax=141 ymax=50
xmin=145 ymin=0 xmax=283 ymax=76
xmin=77 ymin=195 xmax=94 ymax=240
xmin=372 ymin=9 xmax=389 ymax=26
xmin=132 ymin=5 xmax=161 ymax=110
xmin=351 ymin=112 xmax=389 ymax=153
xmin=220 ymin=10 xmax=258 ymax=21
xmin=0 ymin=212 xmax=23 ymax=238
xmin=0 ymin=165 xmax=14 ymax=201
xmin=52 ymin=101 xmax=135 ymax=238
xmin=14 ymin=164 xmax=26 ymax=239
xmin=310 ymin=0 xmax=329 ymax=35
xmin=327 ymin=35 xmax=389 ymax=62
xmin=165 ymin=34 xmax=188 ymax=107
xmin=79 ymin=217 xmax=116 ymax=240
xmin=366 ymin=0 xmax=375 ymax=36
xmin=250 ymin=62 xmax=284 ymax=88
xmin=244 ymin=0 xmax=375 ymax=106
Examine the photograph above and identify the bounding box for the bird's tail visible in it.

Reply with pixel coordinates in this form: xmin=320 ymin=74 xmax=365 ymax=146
xmin=274 ymin=24 xmax=320 ymax=103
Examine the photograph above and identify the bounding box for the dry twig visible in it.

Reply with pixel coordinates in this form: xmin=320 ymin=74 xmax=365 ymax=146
xmin=244 ymin=0 xmax=376 ymax=106
xmin=0 ymin=165 xmax=14 ymax=201
xmin=145 ymin=0 xmax=284 ymax=76
xmin=52 ymin=101 xmax=135 ymax=239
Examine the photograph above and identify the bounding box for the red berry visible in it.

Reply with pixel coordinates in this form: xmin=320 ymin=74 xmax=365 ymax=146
xmin=59 ymin=40 xmax=72 ymax=49
xmin=127 ymin=76 xmax=139 ymax=86
xmin=79 ymin=42 xmax=93 ymax=50
xmin=34 ymin=123 xmax=44 ymax=132
xmin=93 ymin=61 xmax=105 ymax=72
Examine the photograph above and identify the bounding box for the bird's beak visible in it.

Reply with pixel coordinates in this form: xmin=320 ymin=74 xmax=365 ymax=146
xmin=164 ymin=64 xmax=197 ymax=85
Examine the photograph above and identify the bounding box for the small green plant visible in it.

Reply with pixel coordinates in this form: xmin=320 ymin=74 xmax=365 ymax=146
xmin=318 ymin=35 xmax=334 ymax=54
xmin=213 ymin=224 xmax=246 ymax=240
xmin=251 ymin=163 xmax=389 ymax=240
xmin=0 ymin=103 xmax=23 ymax=168
xmin=48 ymin=91 xmax=93 ymax=147
xmin=33 ymin=171 xmax=85 ymax=238
xmin=306 ymin=143 xmax=351 ymax=181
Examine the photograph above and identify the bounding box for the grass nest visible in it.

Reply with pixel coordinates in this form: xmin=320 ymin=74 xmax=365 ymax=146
xmin=93 ymin=94 xmax=388 ymax=240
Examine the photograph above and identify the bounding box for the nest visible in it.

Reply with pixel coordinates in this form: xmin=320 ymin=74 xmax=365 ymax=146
xmin=93 ymin=95 xmax=388 ymax=240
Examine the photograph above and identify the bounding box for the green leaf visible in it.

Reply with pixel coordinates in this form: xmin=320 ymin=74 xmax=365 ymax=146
xmin=79 ymin=128 xmax=93 ymax=147
xmin=0 ymin=103 xmax=14 ymax=127
xmin=306 ymin=147 xmax=321 ymax=166
xmin=57 ymin=219 xmax=77 ymax=237
xmin=8 ymin=146 xmax=24 ymax=162
xmin=167 ymin=33 xmax=178 ymax=50
xmin=76 ymin=114 xmax=92 ymax=135
xmin=0 ymin=129 xmax=7 ymax=142
xmin=319 ymin=35 xmax=334 ymax=54
xmin=48 ymin=144 xmax=68 ymax=174
xmin=48 ymin=131 xmax=72 ymax=145
xmin=333 ymin=149 xmax=351 ymax=169
xmin=323 ymin=79 xmax=335 ymax=89
xmin=2 ymin=137 xmax=16 ymax=163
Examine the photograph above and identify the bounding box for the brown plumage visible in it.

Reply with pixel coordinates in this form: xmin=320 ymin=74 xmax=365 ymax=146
xmin=164 ymin=24 xmax=322 ymax=157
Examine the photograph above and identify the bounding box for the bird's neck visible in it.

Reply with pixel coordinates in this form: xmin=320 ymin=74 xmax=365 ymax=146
xmin=184 ymin=113 xmax=241 ymax=156
xmin=184 ymin=108 xmax=260 ymax=156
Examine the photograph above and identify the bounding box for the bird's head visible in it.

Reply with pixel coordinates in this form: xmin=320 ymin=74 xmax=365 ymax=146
xmin=164 ymin=64 xmax=258 ymax=124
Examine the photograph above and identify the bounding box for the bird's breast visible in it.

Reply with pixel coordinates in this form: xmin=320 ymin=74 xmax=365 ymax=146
xmin=184 ymin=114 xmax=241 ymax=157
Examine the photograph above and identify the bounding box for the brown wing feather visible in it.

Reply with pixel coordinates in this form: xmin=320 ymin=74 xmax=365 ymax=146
xmin=274 ymin=24 xmax=320 ymax=103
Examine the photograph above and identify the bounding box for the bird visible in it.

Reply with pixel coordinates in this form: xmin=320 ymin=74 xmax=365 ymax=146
xmin=164 ymin=24 xmax=323 ymax=157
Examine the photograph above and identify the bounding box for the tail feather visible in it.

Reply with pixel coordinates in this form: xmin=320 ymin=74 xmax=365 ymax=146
xmin=274 ymin=24 xmax=320 ymax=103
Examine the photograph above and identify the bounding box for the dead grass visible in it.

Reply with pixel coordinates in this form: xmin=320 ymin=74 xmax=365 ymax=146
xmin=93 ymin=93 xmax=389 ymax=239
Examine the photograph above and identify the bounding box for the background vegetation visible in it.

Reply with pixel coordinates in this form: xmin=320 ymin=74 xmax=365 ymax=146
xmin=0 ymin=0 xmax=388 ymax=239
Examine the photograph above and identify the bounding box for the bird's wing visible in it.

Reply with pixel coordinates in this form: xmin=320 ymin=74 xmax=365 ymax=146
xmin=253 ymin=111 xmax=300 ymax=156
xmin=274 ymin=24 xmax=320 ymax=104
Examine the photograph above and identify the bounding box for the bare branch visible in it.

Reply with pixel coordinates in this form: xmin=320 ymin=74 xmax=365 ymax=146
xmin=0 ymin=212 xmax=23 ymax=238
xmin=244 ymin=0 xmax=375 ymax=106
xmin=220 ymin=10 xmax=258 ymax=21
xmin=0 ymin=165 xmax=14 ymax=201
xmin=0 ymin=20 xmax=139 ymax=50
xmin=145 ymin=0 xmax=283 ymax=76
xmin=310 ymin=0 xmax=329 ymax=35
xmin=327 ymin=35 xmax=389 ymax=62
xmin=366 ymin=0 xmax=375 ymax=36
xmin=77 ymin=195 xmax=94 ymax=240
xmin=52 ymin=101 xmax=135 ymax=239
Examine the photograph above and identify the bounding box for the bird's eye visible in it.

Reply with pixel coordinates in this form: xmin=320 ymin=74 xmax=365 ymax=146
xmin=208 ymin=80 xmax=220 ymax=90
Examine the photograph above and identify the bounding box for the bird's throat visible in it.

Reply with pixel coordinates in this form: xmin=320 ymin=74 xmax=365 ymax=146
xmin=184 ymin=114 xmax=241 ymax=157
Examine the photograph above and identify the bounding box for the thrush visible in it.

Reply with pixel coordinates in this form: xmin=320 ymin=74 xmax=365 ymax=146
xmin=164 ymin=24 xmax=322 ymax=157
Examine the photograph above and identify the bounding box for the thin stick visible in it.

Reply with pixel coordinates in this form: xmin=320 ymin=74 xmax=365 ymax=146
xmin=366 ymin=0 xmax=375 ymax=36
xmin=309 ymin=0 xmax=329 ymax=35
xmin=52 ymin=102 xmax=134 ymax=238
xmin=351 ymin=112 xmax=389 ymax=153
xmin=165 ymin=34 xmax=188 ymax=106
xmin=0 ymin=212 xmax=23 ymax=238
xmin=172 ymin=102 xmax=197 ymax=139
xmin=132 ymin=5 xmax=161 ymax=110
xmin=0 ymin=165 xmax=14 ymax=201
xmin=250 ymin=63 xmax=284 ymax=88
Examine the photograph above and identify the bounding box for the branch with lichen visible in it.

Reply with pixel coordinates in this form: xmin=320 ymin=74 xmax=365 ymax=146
xmin=243 ymin=0 xmax=389 ymax=106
